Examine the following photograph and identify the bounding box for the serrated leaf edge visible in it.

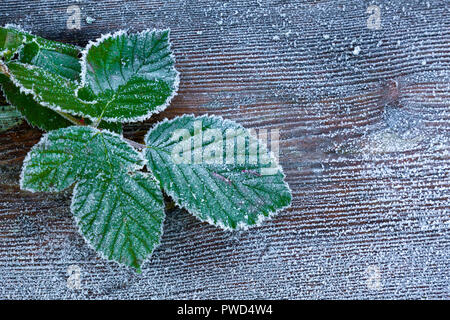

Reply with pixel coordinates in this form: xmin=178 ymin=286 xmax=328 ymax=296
xmin=78 ymin=29 xmax=180 ymax=123
xmin=19 ymin=126 xmax=146 ymax=193
xmin=5 ymin=62 xmax=99 ymax=123
xmin=143 ymin=113 xmax=292 ymax=231
xmin=1 ymin=24 xmax=82 ymax=62
xmin=0 ymin=75 xmax=56 ymax=130
xmin=70 ymin=172 xmax=165 ymax=271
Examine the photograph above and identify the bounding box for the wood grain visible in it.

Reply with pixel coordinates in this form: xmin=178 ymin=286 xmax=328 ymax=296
xmin=0 ymin=0 xmax=449 ymax=299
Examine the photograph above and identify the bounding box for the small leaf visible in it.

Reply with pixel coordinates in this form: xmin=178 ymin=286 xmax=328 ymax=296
xmin=80 ymin=29 xmax=179 ymax=121
xmin=0 ymin=25 xmax=26 ymax=60
xmin=72 ymin=172 xmax=164 ymax=270
xmin=20 ymin=40 xmax=81 ymax=81
xmin=5 ymin=29 xmax=179 ymax=123
xmin=0 ymin=73 xmax=72 ymax=130
xmin=1 ymin=26 xmax=81 ymax=80
xmin=21 ymin=126 xmax=164 ymax=269
xmin=0 ymin=104 xmax=22 ymax=132
xmin=144 ymin=115 xmax=292 ymax=230
xmin=0 ymin=26 xmax=81 ymax=130
xmin=6 ymin=62 xmax=100 ymax=120
xmin=21 ymin=126 xmax=143 ymax=192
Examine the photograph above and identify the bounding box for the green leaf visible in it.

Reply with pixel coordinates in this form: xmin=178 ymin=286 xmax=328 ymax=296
xmin=144 ymin=115 xmax=292 ymax=230
xmin=20 ymin=126 xmax=143 ymax=192
xmin=82 ymin=29 xmax=177 ymax=95
xmin=0 ymin=104 xmax=22 ymax=132
xmin=0 ymin=26 xmax=25 ymax=61
xmin=1 ymin=26 xmax=81 ymax=80
xmin=1 ymin=72 xmax=118 ymax=132
xmin=5 ymin=29 xmax=179 ymax=123
xmin=72 ymin=172 xmax=164 ymax=270
xmin=20 ymin=40 xmax=81 ymax=81
xmin=21 ymin=126 xmax=164 ymax=270
xmin=0 ymin=26 xmax=81 ymax=130
xmin=80 ymin=29 xmax=179 ymax=122
xmin=6 ymin=62 xmax=100 ymax=120
xmin=0 ymin=73 xmax=72 ymax=131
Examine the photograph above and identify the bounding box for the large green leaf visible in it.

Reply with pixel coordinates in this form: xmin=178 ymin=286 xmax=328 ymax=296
xmin=21 ymin=126 xmax=164 ymax=270
xmin=72 ymin=172 xmax=164 ymax=270
xmin=82 ymin=29 xmax=177 ymax=95
xmin=144 ymin=115 xmax=291 ymax=230
xmin=0 ymin=104 xmax=22 ymax=132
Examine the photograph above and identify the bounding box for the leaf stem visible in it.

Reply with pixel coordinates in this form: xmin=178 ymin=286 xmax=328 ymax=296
xmin=55 ymin=110 xmax=85 ymax=126
xmin=53 ymin=109 xmax=147 ymax=150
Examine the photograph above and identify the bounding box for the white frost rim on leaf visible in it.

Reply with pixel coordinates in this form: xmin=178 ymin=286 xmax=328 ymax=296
xmin=6 ymin=62 xmax=95 ymax=122
xmin=70 ymin=171 xmax=165 ymax=271
xmin=78 ymin=28 xmax=180 ymax=123
xmin=20 ymin=126 xmax=146 ymax=193
xmin=143 ymin=113 xmax=292 ymax=231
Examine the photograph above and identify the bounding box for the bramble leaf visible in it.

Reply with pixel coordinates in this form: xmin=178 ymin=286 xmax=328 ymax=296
xmin=0 ymin=73 xmax=73 ymax=131
xmin=0 ymin=104 xmax=22 ymax=132
xmin=72 ymin=172 xmax=164 ymax=271
xmin=20 ymin=40 xmax=81 ymax=81
xmin=0 ymin=26 xmax=81 ymax=130
xmin=6 ymin=62 xmax=100 ymax=121
xmin=144 ymin=115 xmax=291 ymax=230
xmin=80 ymin=29 xmax=179 ymax=122
xmin=0 ymin=72 xmax=122 ymax=132
xmin=21 ymin=126 xmax=165 ymax=270
xmin=20 ymin=126 xmax=143 ymax=192
xmin=6 ymin=29 xmax=179 ymax=123
xmin=0 ymin=25 xmax=81 ymax=80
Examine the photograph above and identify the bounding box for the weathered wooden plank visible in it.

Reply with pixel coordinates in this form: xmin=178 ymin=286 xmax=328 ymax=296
xmin=0 ymin=0 xmax=449 ymax=299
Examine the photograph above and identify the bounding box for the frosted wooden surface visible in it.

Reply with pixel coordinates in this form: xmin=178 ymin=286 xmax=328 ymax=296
xmin=0 ymin=0 xmax=449 ymax=299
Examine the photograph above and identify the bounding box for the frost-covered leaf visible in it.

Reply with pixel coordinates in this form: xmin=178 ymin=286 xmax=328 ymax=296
xmin=6 ymin=62 xmax=100 ymax=120
xmin=21 ymin=126 xmax=164 ymax=269
xmin=20 ymin=39 xmax=81 ymax=81
xmin=0 ymin=26 xmax=81 ymax=130
xmin=0 ymin=73 xmax=72 ymax=130
xmin=1 ymin=72 xmax=121 ymax=132
xmin=144 ymin=115 xmax=291 ymax=230
xmin=96 ymin=120 xmax=123 ymax=134
xmin=0 ymin=26 xmax=25 ymax=60
xmin=72 ymin=172 xmax=164 ymax=271
xmin=1 ymin=25 xmax=81 ymax=80
xmin=80 ymin=29 xmax=179 ymax=122
xmin=20 ymin=126 xmax=143 ymax=192
xmin=0 ymin=104 xmax=22 ymax=132
xmin=5 ymin=29 xmax=179 ymax=123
